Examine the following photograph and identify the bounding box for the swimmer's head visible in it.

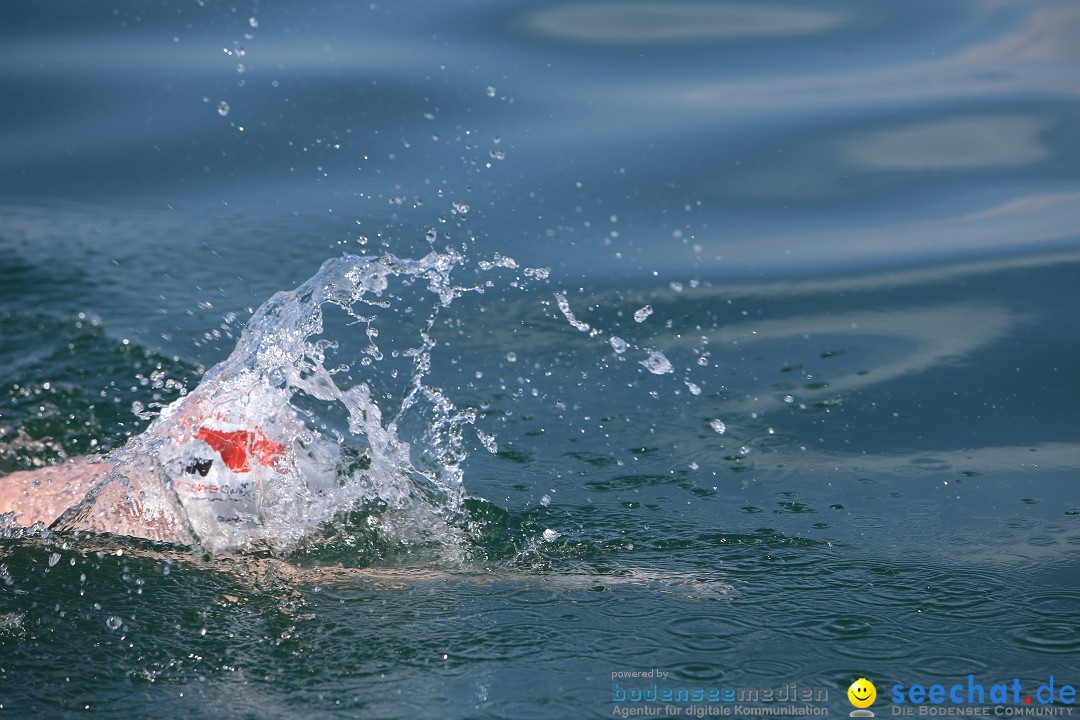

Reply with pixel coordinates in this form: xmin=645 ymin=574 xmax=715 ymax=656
xmin=159 ymin=410 xmax=292 ymax=550
xmin=153 ymin=371 xmax=342 ymax=552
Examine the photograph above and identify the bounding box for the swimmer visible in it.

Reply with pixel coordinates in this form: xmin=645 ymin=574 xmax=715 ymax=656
xmin=1 ymin=393 xmax=734 ymax=600
xmin=0 ymin=438 xmax=733 ymax=600
xmin=1 ymin=254 xmax=728 ymax=594
xmin=1 ymin=366 xmax=340 ymax=553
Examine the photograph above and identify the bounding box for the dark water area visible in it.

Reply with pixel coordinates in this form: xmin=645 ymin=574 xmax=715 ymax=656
xmin=2 ymin=1 xmax=1079 ymax=718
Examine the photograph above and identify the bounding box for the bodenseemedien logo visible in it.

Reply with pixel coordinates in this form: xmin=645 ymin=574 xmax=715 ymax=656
xmin=848 ymin=678 xmax=877 ymax=717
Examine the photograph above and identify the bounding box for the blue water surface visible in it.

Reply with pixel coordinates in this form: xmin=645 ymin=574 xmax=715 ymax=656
xmin=2 ymin=1 xmax=1079 ymax=718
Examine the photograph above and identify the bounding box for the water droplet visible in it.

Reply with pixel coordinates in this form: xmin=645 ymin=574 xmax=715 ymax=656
xmin=540 ymin=494 xmax=551 ymax=506
xmin=248 ymin=16 xmax=258 ymax=28
xmin=486 ymin=85 xmax=496 ymax=97
xmin=199 ymin=627 xmax=207 ymax=636
xmin=48 ymin=553 xmax=61 ymax=567
xmin=476 ymin=430 xmax=498 ymax=454
xmin=542 ymin=528 xmax=560 ymax=542
xmin=505 ymin=351 xmax=517 ymax=363
xmin=236 ymin=63 xmax=246 ymax=74
xmin=710 ymin=419 xmax=726 ymax=435
xmin=633 ymin=305 xmax=653 ymax=323
xmin=217 ymin=100 xmax=230 ymax=117
xmin=609 ymin=336 xmax=627 ymax=354
xmin=424 ymin=228 xmax=437 ymax=243
xmin=685 ymin=381 xmax=702 ymax=396
xmin=554 ymin=292 xmax=591 ymax=333
xmin=105 ymin=616 xmax=123 ymax=630
xmin=640 ymin=350 xmax=673 ymax=375
xmin=267 ymin=366 xmax=286 ymax=388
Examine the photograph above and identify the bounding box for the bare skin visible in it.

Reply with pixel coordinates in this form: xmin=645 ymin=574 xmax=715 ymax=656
xmin=0 ymin=457 xmax=113 ymax=527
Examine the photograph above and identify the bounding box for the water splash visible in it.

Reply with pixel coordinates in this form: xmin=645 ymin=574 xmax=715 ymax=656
xmin=56 ymin=252 xmax=478 ymax=561
xmin=640 ymin=349 xmax=674 ymax=375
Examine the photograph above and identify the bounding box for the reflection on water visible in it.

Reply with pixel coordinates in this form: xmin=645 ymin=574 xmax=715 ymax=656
xmin=525 ymin=2 xmax=846 ymax=43
xmin=842 ymin=115 xmax=1050 ymax=170
xmin=692 ymin=192 xmax=1080 ymax=271
xmin=665 ymin=302 xmax=1018 ymax=414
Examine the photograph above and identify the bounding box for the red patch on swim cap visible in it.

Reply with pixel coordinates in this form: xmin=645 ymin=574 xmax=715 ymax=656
xmin=195 ymin=426 xmax=286 ymax=473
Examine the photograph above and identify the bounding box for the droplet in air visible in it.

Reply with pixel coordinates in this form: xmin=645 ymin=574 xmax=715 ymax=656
xmin=609 ymin=336 xmax=628 ymax=354
xmin=424 ymin=228 xmax=437 ymax=243
xmin=249 ymin=16 xmax=258 ymax=28
xmin=505 ymin=351 xmax=517 ymax=363
xmin=476 ymin=430 xmax=498 ymax=454
xmin=540 ymin=494 xmax=551 ymax=506
xmin=633 ymin=305 xmax=653 ymax=323
xmin=105 ymin=616 xmax=123 ymax=630
xmin=48 ymin=553 xmax=61 ymax=567
xmin=217 ymin=100 xmax=230 ymax=117
xmin=710 ymin=419 xmax=726 ymax=435
xmin=236 ymin=63 xmax=246 ymax=74
xmin=640 ymin=350 xmax=673 ymax=375
xmin=542 ymin=528 xmax=560 ymax=542
xmin=486 ymin=85 xmax=496 ymax=97
xmin=685 ymin=381 xmax=702 ymax=396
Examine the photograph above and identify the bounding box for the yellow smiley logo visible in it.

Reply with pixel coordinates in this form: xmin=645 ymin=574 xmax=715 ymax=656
xmin=847 ymin=678 xmax=877 ymax=709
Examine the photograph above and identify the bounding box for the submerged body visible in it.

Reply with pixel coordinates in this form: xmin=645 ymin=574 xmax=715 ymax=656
xmin=0 ymin=455 xmax=732 ymax=600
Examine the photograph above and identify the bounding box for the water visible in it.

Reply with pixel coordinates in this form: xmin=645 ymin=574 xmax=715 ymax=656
xmin=2 ymin=0 xmax=1080 ymax=718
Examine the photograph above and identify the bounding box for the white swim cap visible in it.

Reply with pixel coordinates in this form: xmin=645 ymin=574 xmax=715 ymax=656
xmin=159 ymin=411 xmax=291 ymax=552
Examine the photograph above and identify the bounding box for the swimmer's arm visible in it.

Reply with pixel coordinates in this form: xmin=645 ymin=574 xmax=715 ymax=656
xmin=0 ymin=456 xmax=114 ymax=527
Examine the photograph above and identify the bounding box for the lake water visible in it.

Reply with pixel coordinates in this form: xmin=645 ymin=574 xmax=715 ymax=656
xmin=2 ymin=1 xmax=1079 ymax=718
